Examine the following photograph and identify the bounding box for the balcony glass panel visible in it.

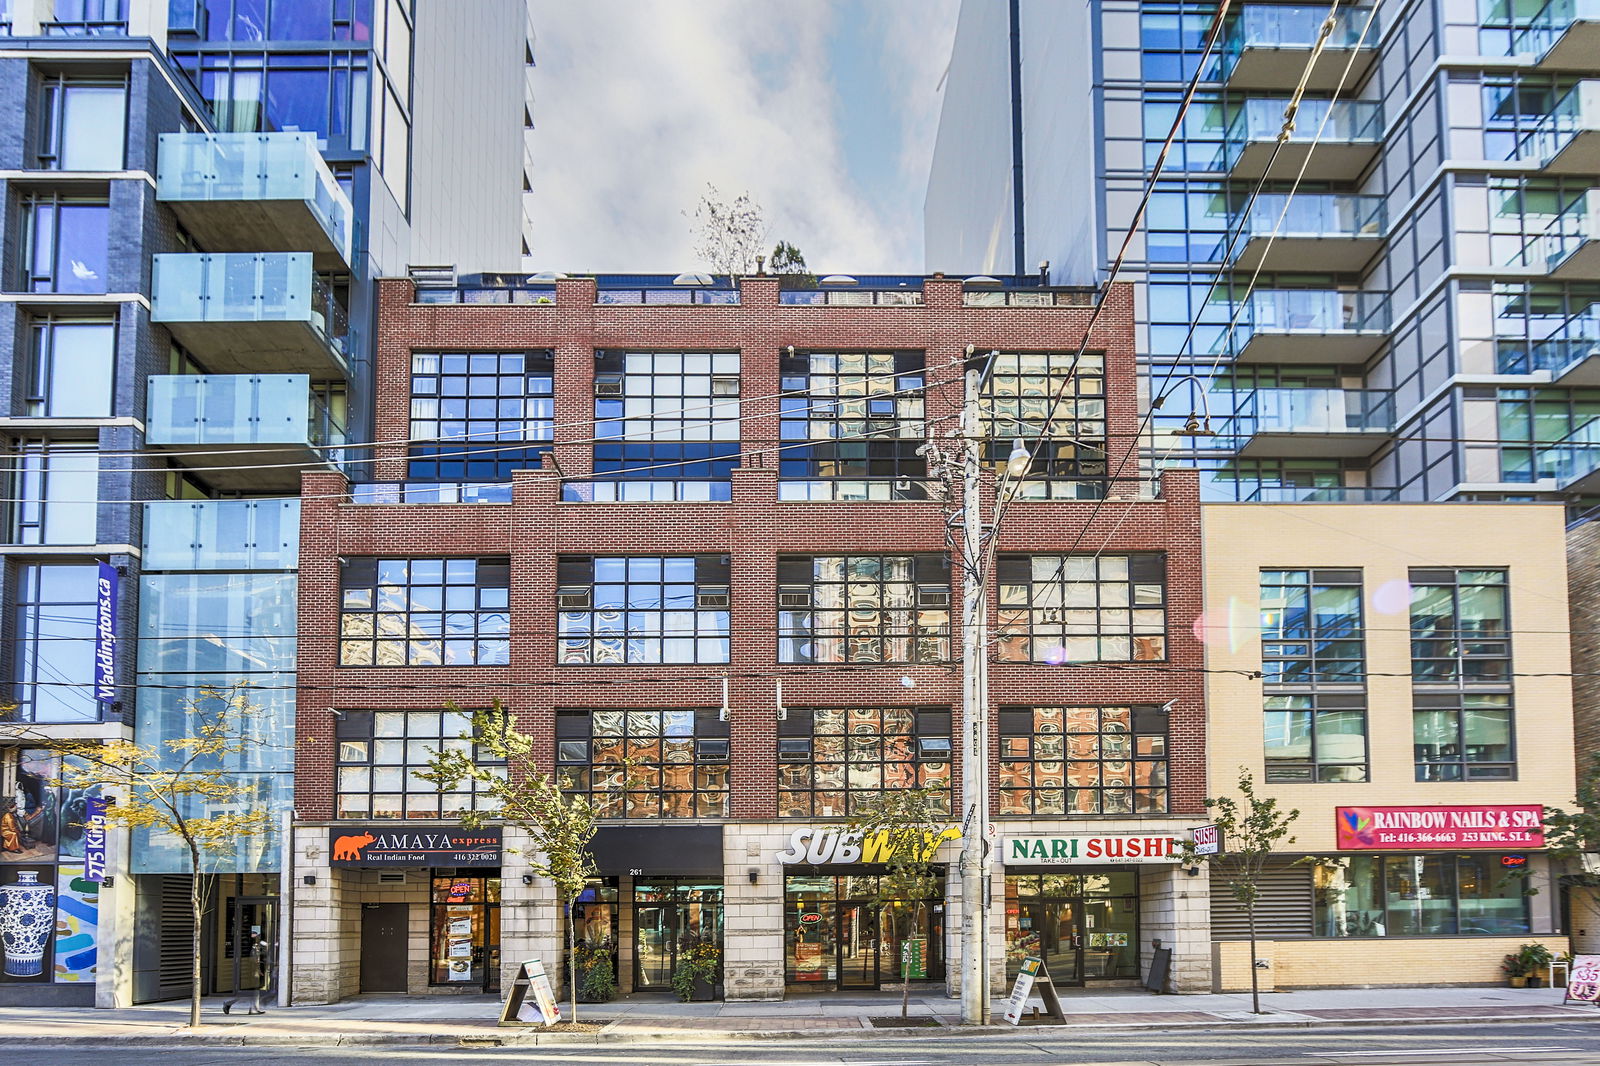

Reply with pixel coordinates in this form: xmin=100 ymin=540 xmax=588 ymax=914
xmin=1537 ymin=188 xmax=1600 ymax=271
xmin=145 ymin=374 xmax=345 ymax=449
xmin=157 ymin=132 xmax=353 ymax=260
xmin=1225 ymin=97 xmax=1383 ymax=149
xmin=1510 ymin=81 xmax=1600 ymax=164
xmin=1226 ymin=4 xmax=1376 ymax=50
xmin=1230 ymin=388 xmax=1394 ymax=437
xmin=1240 ymin=290 xmax=1390 ymax=332
xmin=142 ymin=498 xmax=300 ymax=571
xmin=151 ymin=252 xmax=349 ymax=352
xmin=1512 ymin=0 xmax=1600 ymax=56
xmin=1237 ymin=193 xmax=1386 ymax=239
xmin=1536 ymin=416 xmax=1600 ymax=484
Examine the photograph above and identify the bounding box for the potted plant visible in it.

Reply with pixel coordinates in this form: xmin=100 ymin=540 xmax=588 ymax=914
xmin=575 ymin=939 xmax=616 ymax=1003
xmin=671 ymin=939 xmax=720 ymax=1002
xmin=1519 ymin=942 xmax=1553 ymax=989
xmin=1503 ymin=952 xmax=1528 ymax=988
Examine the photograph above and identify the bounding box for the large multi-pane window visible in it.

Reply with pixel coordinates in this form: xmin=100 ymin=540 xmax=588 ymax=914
xmin=20 ymin=195 xmax=108 ymax=293
xmin=1314 ymin=853 xmax=1529 ymax=937
xmin=586 ymin=351 xmax=741 ymax=501
xmin=555 ymin=709 xmax=729 ymax=817
xmin=777 ymin=707 xmax=951 ymax=817
xmin=334 ymin=709 xmax=503 ymax=819
xmin=777 ymin=350 xmax=927 ymax=501
xmin=9 ymin=564 xmax=100 ymax=723
xmin=981 ymin=352 xmax=1108 ymax=499
xmin=1411 ymin=568 xmax=1514 ymax=781
xmin=557 ymin=555 xmax=730 ymax=664
xmin=1259 ymin=569 xmax=1368 ymax=783
xmin=777 ymin=555 xmax=950 ymax=664
xmin=407 ymin=351 xmax=554 ymax=480
xmin=337 ymin=557 xmax=510 ymax=666
xmin=8 ymin=440 xmax=98 ymax=544
xmin=995 ymin=555 xmax=1167 ymax=663
xmin=999 ymin=706 xmax=1168 ymax=815
xmin=37 ymin=77 xmax=125 ymax=169
xmin=177 ymin=51 xmax=376 ymax=156
xmin=26 ymin=318 xmax=114 ymax=417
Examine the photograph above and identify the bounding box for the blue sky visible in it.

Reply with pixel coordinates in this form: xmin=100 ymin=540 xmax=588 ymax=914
xmin=526 ymin=1 xmax=960 ymax=274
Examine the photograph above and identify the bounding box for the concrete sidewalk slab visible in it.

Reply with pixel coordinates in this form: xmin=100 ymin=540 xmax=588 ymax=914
xmin=0 ymin=986 xmax=1596 ymax=1046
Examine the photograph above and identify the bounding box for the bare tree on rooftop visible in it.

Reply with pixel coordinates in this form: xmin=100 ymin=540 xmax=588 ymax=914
xmin=689 ymin=184 xmax=769 ymax=284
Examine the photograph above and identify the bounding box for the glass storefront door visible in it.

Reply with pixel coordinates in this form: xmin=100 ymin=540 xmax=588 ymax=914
xmin=783 ymin=872 xmax=946 ymax=991
xmin=1005 ymin=870 xmax=1140 ymax=985
xmin=429 ymin=872 xmax=502 ymax=991
xmin=631 ymin=878 xmax=723 ymax=993
xmin=837 ymin=902 xmax=878 ymax=988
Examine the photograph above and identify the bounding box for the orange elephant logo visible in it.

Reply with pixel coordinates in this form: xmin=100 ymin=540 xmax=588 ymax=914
xmin=332 ymin=832 xmax=375 ymax=861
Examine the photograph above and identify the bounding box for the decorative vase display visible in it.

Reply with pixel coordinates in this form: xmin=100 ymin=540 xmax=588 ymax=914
xmin=1 ymin=871 xmax=56 ymax=978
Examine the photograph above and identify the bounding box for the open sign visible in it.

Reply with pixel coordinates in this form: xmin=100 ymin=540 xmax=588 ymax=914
xmin=1501 ymin=854 xmax=1528 ymax=868
xmin=449 ymin=881 xmax=473 ymax=897
xmin=799 ymin=912 xmax=822 ymax=924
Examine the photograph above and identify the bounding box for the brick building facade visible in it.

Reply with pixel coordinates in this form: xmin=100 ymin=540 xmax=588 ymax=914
xmin=286 ymin=273 xmax=1211 ymax=1003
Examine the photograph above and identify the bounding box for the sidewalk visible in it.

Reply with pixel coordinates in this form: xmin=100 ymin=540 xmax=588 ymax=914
xmin=0 ymin=985 xmax=1596 ymax=1046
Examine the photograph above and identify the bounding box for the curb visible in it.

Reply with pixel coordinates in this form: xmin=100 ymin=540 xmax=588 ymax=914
xmin=0 ymin=1009 xmax=1597 ymax=1047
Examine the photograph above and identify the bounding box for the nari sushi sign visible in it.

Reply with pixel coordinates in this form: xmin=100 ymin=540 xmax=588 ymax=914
xmin=1002 ymin=833 xmax=1181 ymax=865
xmin=1335 ymin=805 xmax=1544 ymax=850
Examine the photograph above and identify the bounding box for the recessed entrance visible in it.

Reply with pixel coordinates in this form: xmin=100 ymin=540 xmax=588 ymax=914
xmin=631 ymin=878 xmax=722 ymax=993
xmin=359 ymin=903 xmax=408 ymax=992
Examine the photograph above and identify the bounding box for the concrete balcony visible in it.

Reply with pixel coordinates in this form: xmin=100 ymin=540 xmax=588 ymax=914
xmin=1221 ymin=5 xmax=1378 ymax=91
xmin=1538 ymin=189 xmax=1600 ymax=279
xmin=1227 ymin=387 xmax=1393 ymax=458
xmin=1227 ymin=193 xmax=1386 ymax=272
xmin=1513 ymin=81 xmax=1600 ymax=174
xmin=145 ymin=374 xmax=346 ymax=491
xmin=1227 ymin=289 xmax=1389 ymax=364
xmin=1219 ymin=98 xmax=1382 ymax=181
xmin=1513 ymin=0 xmax=1600 ymax=69
xmin=151 ymin=253 xmax=351 ymax=380
xmin=156 ymin=132 xmax=353 ymax=267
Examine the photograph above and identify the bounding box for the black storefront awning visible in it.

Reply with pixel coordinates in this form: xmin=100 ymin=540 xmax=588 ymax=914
xmin=589 ymin=826 xmax=723 ymax=876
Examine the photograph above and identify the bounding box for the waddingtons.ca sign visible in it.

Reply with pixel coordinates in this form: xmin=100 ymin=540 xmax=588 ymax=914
xmin=328 ymin=826 xmax=502 ymax=867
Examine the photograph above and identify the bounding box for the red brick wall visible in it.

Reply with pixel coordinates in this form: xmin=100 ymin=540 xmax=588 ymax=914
xmin=294 ymin=277 xmax=1205 ymax=822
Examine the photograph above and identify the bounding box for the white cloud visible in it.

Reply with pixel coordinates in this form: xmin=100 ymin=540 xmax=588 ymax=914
xmin=527 ymin=0 xmax=959 ymax=274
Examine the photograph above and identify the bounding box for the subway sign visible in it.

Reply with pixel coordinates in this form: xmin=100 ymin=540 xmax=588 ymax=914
xmin=775 ymin=826 xmax=961 ymax=866
xmin=1003 ymin=833 xmax=1180 ymax=865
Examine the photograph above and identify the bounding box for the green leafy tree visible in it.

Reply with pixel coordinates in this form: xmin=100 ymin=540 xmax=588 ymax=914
xmin=769 ymin=240 xmax=815 ymax=288
xmin=421 ymin=701 xmax=600 ymax=1024
xmin=1179 ymin=768 xmax=1301 ymax=1015
xmin=24 ymin=682 xmax=275 ymax=1029
xmin=848 ymin=786 xmax=956 ymax=1018
xmin=1535 ymin=754 xmax=1600 ymax=935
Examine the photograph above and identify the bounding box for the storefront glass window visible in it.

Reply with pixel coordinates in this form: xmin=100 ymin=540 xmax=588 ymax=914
xmin=428 ymin=873 xmax=500 ymax=988
xmin=1004 ymin=872 xmax=1139 ymax=982
xmin=777 ymin=707 xmax=952 ymax=817
xmin=998 ymin=705 xmax=1168 ymax=815
xmin=631 ymin=878 xmax=723 ymax=993
xmin=995 ymin=554 xmax=1167 ymax=662
xmin=783 ymin=873 xmax=945 ymax=989
xmin=1313 ymin=854 xmax=1529 ymax=937
xmin=777 ymin=555 xmax=951 ymax=664
xmin=556 ymin=709 xmax=729 ymax=817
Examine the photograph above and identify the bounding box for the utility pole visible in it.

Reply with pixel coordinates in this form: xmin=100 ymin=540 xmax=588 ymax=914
xmin=959 ymin=365 xmax=991 ymax=1026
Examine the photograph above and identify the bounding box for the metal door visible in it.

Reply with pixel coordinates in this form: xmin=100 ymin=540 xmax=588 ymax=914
xmin=359 ymin=903 xmax=409 ymax=992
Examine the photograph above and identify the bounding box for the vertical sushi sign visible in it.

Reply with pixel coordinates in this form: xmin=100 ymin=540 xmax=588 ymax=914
xmin=94 ymin=562 xmax=118 ymax=709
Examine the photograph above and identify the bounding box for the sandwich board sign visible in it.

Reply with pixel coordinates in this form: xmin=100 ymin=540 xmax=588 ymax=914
xmin=499 ymin=958 xmax=562 ymax=1027
xmin=1564 ymin=955 xmax=1600 ymax=1005
xmin=1003 ymin=956 xmax=1066 ymax=1025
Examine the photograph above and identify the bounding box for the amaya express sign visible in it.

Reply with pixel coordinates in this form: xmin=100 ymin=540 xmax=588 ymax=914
xmin=1003 ymin=833 xmax=1181 ymax=865
xmin=328 ymin=826 xmax=502 ymax=867
xmin=775 ymin=826 xmax=961 ymax=866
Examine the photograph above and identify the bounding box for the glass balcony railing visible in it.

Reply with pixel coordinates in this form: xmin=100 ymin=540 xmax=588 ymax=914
xmin=1535 ymin=416 xmax=1600 ymax=486
xmin=1236 ymin=193 xmax=1386 ymax=241
xmin=349 ymin=482 xmax=514 ymax=504
xmin=151 ymin=252 xmax=350 ymax=360
xmin=1497 ymin=333 xmax=1600 ymax=375
xmin=142 ymin=498 xmax=301 ymax=570
xmin=1221 ymin=98 xmax=1383 ymax=165
xmin=1238 ymin=289 xmax=1390 ymax=333
xmin=1538 ymin=189 xmax=1600 ymax=275
xmin=1241 ymin=484 xmax=1399 ymax=502
xmin=1221 ymin=5 xmax=1378 ymax=88
xmin=1510 ymin=81 xmax=1600 ymax=167
xmin=146 ymin=374 xmax=346 ymax=451
xmin=157 ymin=132 xmax=354 ymax=263
xmin=1228 ymin=387 xmax=1394 ymax=440
xmin=1227 ymin=4 xmax=1376 ymax=51
xmin=1512 ymin=0 xmax=1600 ymax=60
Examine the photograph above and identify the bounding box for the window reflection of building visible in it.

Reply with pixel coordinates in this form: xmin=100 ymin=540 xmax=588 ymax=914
xmin=556 ymin=710 xmax=729 ymax=817
xmin=1313 ymin=854 xmax=1530 ymax=937
xmin=777 ymin=707 xmax=952 ymax=817
xmin=428 ymin=874 xmax=500 ymax=989
xmin=999 ymin=706 xmax=1168 ymax=815
xmin=1004 ymin=872 xmax=1140 ymax=983
xmin=996 ymin=554 xmax=1167 ymax=663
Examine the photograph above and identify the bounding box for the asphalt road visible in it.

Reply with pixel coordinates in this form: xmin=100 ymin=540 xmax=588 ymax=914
xmin=29 ymin=1020 xmax=1600 ymax=1066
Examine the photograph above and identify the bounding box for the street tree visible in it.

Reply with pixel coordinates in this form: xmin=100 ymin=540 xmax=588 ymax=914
xmin=421 ymin=701 xmax=600 ymax=1024
xmin=21 ymin=681 xmax=275 ymax=1029
xmin=1180 ymin=768 xmax=1301 ymax=1015
xmin=848 ymin=785 xmax=956 ymax=1019
xmin=1535 ymin=753 xmax=1600 ymax=936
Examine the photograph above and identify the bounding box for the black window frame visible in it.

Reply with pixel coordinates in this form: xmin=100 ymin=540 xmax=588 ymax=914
xmin=333 ymin=708 xmax=503 ymax=820
xmin=555 ymin=554 xmax=731 ymax=665
xmin=407 ymin=350 xmax=554 ymax=481
xmin=337 ymin=556 xmax=511 ymax=667
xmin=998 ymin=705 xmax=1169 ymax=816
xmin=995 ymin=554 xmax=1168 ymax=663
xmin=776 ymin=554 xmax=951 ymax=664
xmin=555 ymin=708 xmax=730 ymax=818
xmin=776 ymin=706 xmax=952 ymax=818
